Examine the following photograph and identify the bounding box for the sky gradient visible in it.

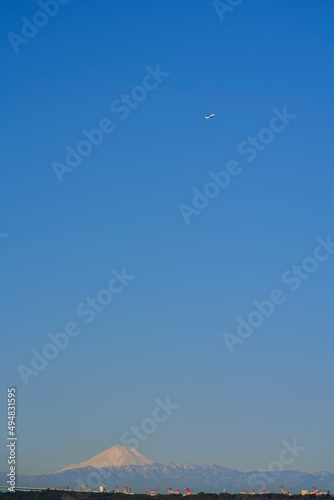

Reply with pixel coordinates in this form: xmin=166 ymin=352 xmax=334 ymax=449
xmin=1 ymin=0 xmax=334 ymax=476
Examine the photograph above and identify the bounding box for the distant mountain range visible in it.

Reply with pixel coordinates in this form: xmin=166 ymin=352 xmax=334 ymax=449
xmin=1 ymin=446 xmax=333 ymax=494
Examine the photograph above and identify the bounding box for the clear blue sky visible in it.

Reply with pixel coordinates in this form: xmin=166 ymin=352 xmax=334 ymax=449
xmin=1 ymin=0 xmax=334 ymax=476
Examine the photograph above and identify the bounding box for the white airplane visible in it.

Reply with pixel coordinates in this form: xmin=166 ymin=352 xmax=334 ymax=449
xmin=205 ymin=114 xmax=215 ymax=119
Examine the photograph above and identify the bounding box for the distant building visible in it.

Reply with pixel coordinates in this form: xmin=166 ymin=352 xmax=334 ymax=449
xmin=301 ymin=490 xmax=330 ymax=496
xmin=99 ymin=485 xmax=105 ymax=493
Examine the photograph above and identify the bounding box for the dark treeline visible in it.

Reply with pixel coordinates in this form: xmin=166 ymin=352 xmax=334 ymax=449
xmin=0 ymin=492 xmax=333 ymax=500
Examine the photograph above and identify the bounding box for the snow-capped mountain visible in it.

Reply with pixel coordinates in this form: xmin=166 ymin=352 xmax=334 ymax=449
xmin=57 ymin=445 xmax=153 ymax=472
xmin=1 ymin=446 xmax=333 ymax=494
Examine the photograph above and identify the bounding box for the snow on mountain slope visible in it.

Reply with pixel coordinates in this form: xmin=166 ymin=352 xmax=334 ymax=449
xmin=56 ymin=445 xmax=153 ymax=472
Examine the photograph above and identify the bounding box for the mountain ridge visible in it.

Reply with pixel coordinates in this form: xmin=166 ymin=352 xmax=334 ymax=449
xmin=1 ymin=462 xmax=333 ymax=494
xmin=2 ymin=445 xmax=333 ymax=494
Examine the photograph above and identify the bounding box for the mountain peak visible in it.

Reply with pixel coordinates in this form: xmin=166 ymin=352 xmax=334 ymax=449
xmin=56 ymin=445 xmax=153 ymax=472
